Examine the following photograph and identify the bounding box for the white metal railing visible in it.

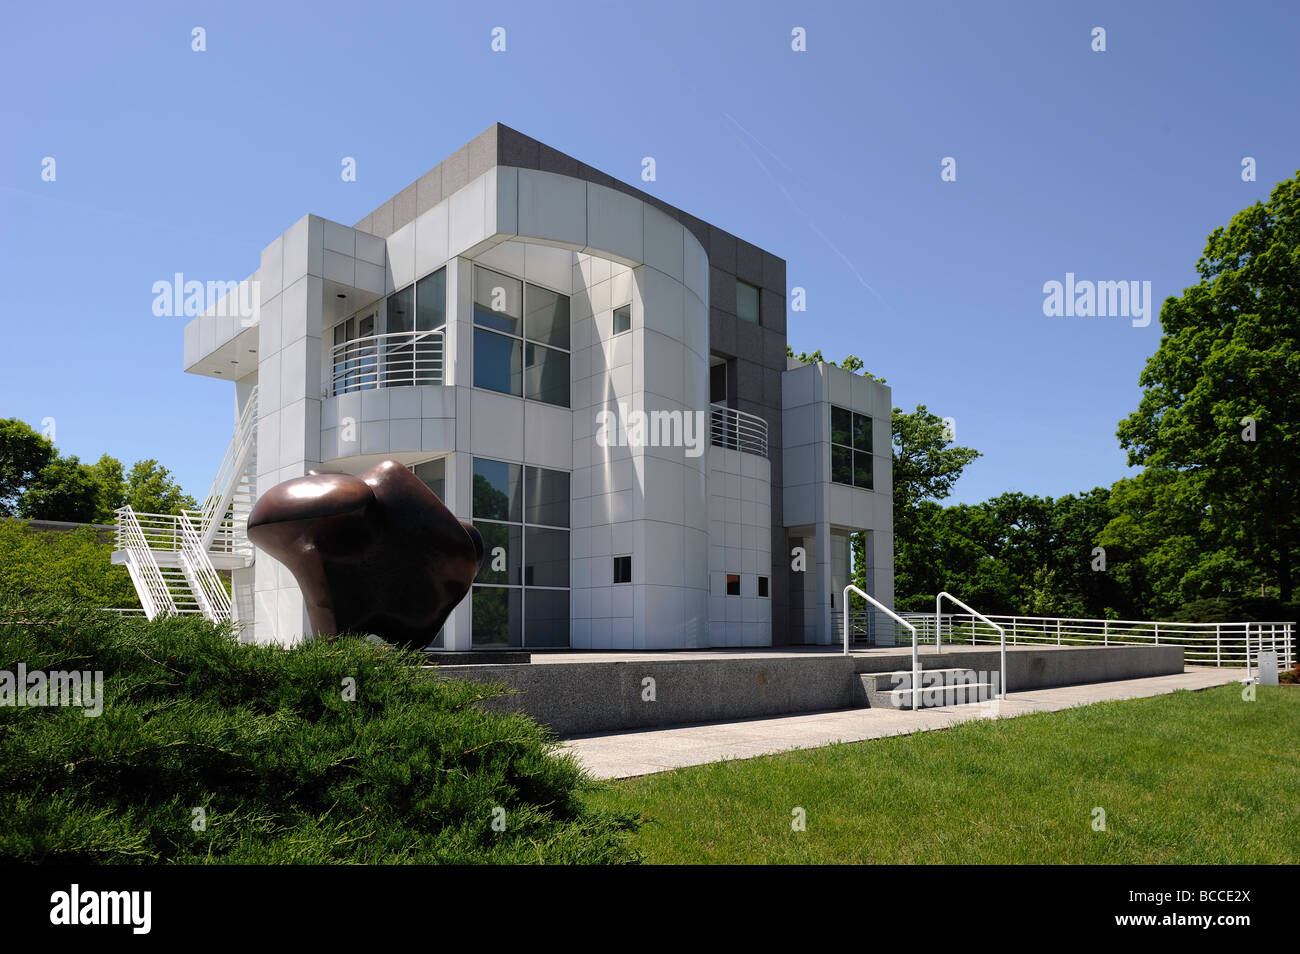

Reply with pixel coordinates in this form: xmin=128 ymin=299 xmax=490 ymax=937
xmin=115 ymin=511 xmax=241 ymax=555
xmin=844 ymin=584 xmax=920 ymax=710
xmin=178 ymin=510 xmax=232 ymax=622
xmin=197 ymin=386 xmax=258 ymax=550
xmin=899 ymin=611 xmax=1296 ymax=670
xmin=936 ymin=592 xmax=1006 ymax=699
xmin=330 ymin=329 xmax=444 ymax=396
xmin=709 ymin=404 xmax=768 ymax=457
xmin=115 ymin=507 xmax=176 ymax=620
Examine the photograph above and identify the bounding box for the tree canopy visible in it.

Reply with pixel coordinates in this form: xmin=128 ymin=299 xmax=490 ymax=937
xmin=0 ymin=418 xmax=197 ymax=524
xmin=804 ymin=164 xmax=1300 ymax=628
xmin=1117 ymin=171 xmax=1300 ymax=600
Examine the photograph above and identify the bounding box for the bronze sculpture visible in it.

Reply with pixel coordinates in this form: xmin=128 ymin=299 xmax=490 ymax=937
xmin=246 ymin=460 xmax=484 ymax=652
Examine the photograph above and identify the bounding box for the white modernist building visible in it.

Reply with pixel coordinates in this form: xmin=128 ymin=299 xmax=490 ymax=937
xmin=113 ymin=124 xmax=894 ymax=651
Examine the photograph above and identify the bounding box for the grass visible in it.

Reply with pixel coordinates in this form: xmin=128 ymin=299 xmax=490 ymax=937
xmin=1 ymin=600 xmax=639 ymax=864
xmin=586 ymin=684 xmax=1300 ymax=864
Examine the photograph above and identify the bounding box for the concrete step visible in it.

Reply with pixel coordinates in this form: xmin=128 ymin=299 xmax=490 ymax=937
xmin=884 ymin=683 xmax=995 ymax=710
xmin=856 ymin=668 xmax=996 ymax=710
xmin=863 ymin=668 xmax=977 ymax=691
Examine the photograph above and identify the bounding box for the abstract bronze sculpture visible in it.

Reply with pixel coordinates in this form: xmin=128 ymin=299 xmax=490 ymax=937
xmin=246 ymin=460 xmax=485 ymax=652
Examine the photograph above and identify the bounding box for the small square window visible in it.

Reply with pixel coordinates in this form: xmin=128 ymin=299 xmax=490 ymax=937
xmin=736 ymin=280 xmax=761 ymax=324
xmin=758 ymin=576 xmax=769 ymax=598
xmin=613 ymin=555 xmax=632 ymax=584
xmin=613 ymin=303 xmax=632 ymax=336
xmin=726 ymin=573 xmax=741 ymax=596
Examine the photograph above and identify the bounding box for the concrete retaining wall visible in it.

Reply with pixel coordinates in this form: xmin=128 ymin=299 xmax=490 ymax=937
xmin=435 ymin=656 xmax=858 ymax=736
xmin=855 ymin=645 xmax=1185 ymax=692
xmin=433 ymin=644 xmax=1184 ymax=736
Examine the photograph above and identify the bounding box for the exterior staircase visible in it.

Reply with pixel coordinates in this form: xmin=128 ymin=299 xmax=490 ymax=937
xmin=113 ymin=388 xmax=258 ymax=623
xmin=855 ymin=666 xmax=997 ymax=710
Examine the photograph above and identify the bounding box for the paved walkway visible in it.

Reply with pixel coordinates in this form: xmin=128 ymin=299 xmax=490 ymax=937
xmin=562 ymin=667 xmax=1243 ymax=779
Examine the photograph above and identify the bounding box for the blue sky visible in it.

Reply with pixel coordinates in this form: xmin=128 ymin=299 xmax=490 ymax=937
xmin=2 ymin=0 xmax=1297 ymax=505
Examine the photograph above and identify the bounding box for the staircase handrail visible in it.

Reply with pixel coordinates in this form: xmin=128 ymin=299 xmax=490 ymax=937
xmin=844 ymin=585 xmax=920 ymax=709
xmin=936 ymin=591 xmax=1006 ymax=699
xmin=114 ymin=506 xmax=176 ymax=620
xmin=197 ymin=386 xmax=258 ymax=550
xmin=178 ymin=510 xmax=232 ymax=622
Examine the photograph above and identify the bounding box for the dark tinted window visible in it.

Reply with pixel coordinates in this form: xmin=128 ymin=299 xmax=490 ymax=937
xmin=387 ymin=285 xmax=414 ymax=334
xmin=613 ymin=304 xmax=632 ymax=336
xmin=522 ymin=589 xmax=569 ymax=647
xmin=472 ymin=458 xmax=522 ymax=522
xmin=524 ymin=343 xmax=569 ymax=407
xmin=736 ymin=280 xmax=760 ymax=324
xmin=526 ymin=284 xmax=570 ymax=349
xmin=614 ymin=555 xmax=631 ymax=584
xmin=474 ymin=328 xmax=522 ymax=396
xmin=416 ymin=268 xmax=446 ymax=331
xmin=524 ymin=527 xmax=569 ymax=588
xmin=473 ymin=267 xmax=522 ymax=335
xmin=525 ymin=466 xmax=569 ymax=528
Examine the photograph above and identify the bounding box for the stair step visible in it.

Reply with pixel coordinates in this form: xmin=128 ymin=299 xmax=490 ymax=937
xmin=856 ymin=667 xmax=999 ymax=710
xmin=888 ymin=683 xmax=994 ymax=701
xmin=866 ymin=668 xmax=984 ymax=690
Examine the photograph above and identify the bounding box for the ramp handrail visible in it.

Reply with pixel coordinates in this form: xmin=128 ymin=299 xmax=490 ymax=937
xmin=844 ymin=585 xmax=920 ymax=711
xmin=936 ymin=592 xmax=1006 ymax=700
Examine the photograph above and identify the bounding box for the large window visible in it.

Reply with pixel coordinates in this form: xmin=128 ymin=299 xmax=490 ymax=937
xmin=736 ymin=280 xmax=761 ymax=324
xmin=332 ymin=310 xmax=377 ymax=393
xmin=831 ymin=405 xmax=874 ymax=490
xmin=330 ymin=266 xmax=446 ymax=393
xmin=473 ymin=266 xmax=570 ymax=407
xmin=471 ymin=456 xmax=570 ymax=648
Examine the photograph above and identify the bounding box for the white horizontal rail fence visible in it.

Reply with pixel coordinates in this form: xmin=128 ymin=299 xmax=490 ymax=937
xmin=117 ymin=511 xmax=239 ymax=555
xmin=936 ymin=592 xmax=1006 ymax=699
xmin=330 ymin=329 xmax=444 ymax=396
xmin=899 ymin=612 xmax=1295 ymax=670
xmin=178 ymin=511 xmax=233 ymax=622
xmin=845 ymin=607 xmax=917 ymax=647
xmin=114 ymin=507 xmax=176 ymax=620
xmin=709 ymin=405 xmax=768 ymax=457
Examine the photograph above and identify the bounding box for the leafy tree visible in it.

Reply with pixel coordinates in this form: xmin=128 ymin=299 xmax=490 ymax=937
xmin=16 ymin=454 xmax=98 ymax=523
xmin=1098 ymin=467 xmax=1257 ymax=616
xmin=892 ymin=404 xmax=981 ymax=544
xmin=86 ymin=453 xmax=127 ymax=523
xmin=0 ymin=419 xmax=55 ymax=516
xmin=124 ymin=460 xmax=198 ymax=515
xmin=785 ymin=346 xmax=887 ymax=383
xmin=1117 ymin=172 xmax=1300 ymax=599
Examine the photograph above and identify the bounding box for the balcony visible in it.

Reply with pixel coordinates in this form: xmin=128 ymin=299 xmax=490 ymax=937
xmin=710 ymin=405 xmax=768 ymax=457
xmin=329 ymin=329 xmax=445 ymax=396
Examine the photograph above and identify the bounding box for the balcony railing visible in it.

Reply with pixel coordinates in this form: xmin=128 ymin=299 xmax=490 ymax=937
xmin=710 ymin=404 xmax=768 ymax=457
xmin=330 ymin=328 xmax=444 ymax=396
xmin=115 ymin=511 xmax=247 ymax=557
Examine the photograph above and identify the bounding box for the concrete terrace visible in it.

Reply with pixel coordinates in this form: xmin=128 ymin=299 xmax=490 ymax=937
xmin=563 ymin=667 xmax=1245 ymax=779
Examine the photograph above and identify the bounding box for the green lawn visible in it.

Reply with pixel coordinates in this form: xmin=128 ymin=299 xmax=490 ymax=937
xmin=585 ymin=684 xmax=1300 ymax=864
